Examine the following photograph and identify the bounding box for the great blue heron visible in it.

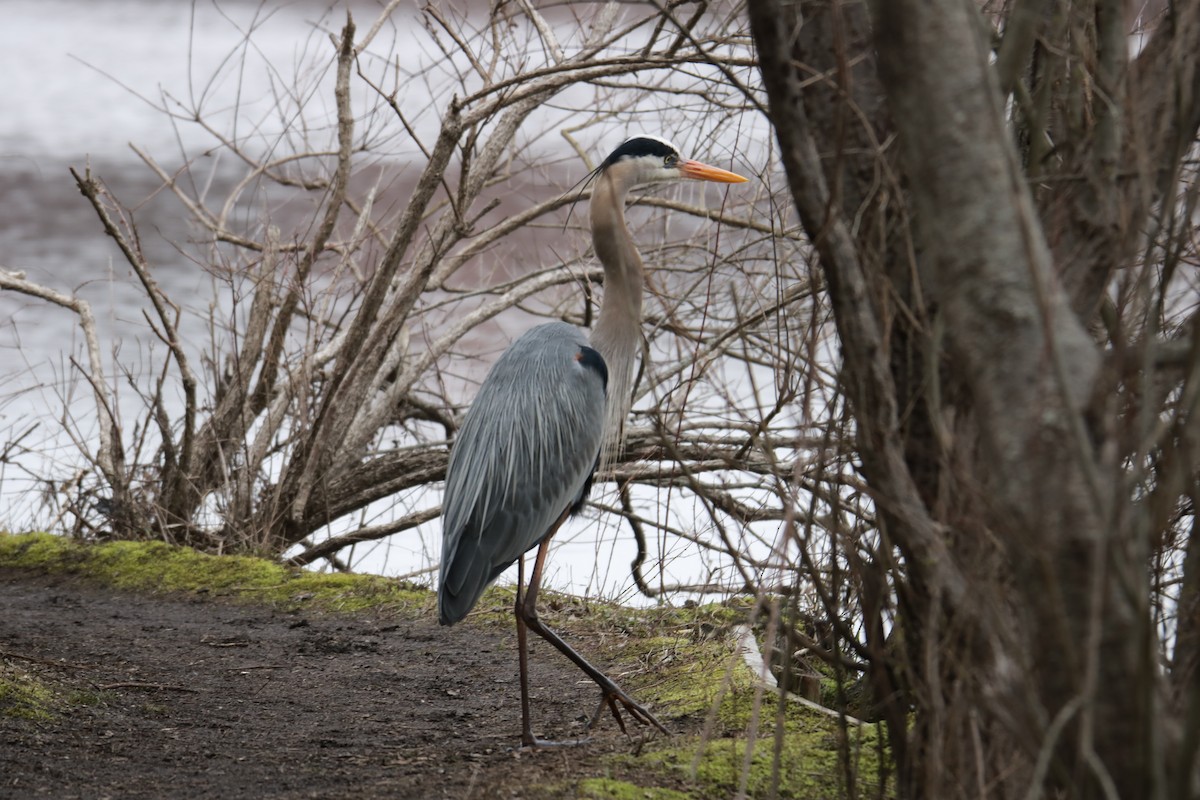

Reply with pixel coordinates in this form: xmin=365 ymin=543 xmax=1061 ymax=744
xmin=438 ymin=135 xmax=747 ymax=747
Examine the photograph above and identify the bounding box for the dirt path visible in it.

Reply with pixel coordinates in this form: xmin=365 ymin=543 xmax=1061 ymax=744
xmin=0 ymin=568 xmax=685 ymax=799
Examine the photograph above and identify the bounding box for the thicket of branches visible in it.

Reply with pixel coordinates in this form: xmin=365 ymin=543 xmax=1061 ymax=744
xmin=0 ymin=2 xmax=813 ymax=588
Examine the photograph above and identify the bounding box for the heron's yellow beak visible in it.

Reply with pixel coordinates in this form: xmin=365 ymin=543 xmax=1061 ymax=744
xmin=679 ymin=159 xmax=749 ymax=183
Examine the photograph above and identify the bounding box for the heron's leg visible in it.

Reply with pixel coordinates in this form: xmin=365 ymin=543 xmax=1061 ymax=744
xmin=515 ymin=555 xmax=535 ymax=746
xmin=520 ymin=532 xmax=669 ymax=737
xmin=515 ymin=551 xmax=588 ymax=750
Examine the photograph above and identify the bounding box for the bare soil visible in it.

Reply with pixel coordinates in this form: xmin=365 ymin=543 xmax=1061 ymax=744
xmin=0 ymin=568 xmax=694 ymax=799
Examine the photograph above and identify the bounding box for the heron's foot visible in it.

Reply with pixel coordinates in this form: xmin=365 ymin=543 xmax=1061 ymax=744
xmin=587 ymin=684 xmax=670 ymax=737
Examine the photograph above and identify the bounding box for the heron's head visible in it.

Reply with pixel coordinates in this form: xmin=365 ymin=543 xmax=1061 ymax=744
xmin=598 ymin=135 xmax=748 ymax=188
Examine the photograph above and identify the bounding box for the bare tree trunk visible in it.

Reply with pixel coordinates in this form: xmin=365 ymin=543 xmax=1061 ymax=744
xmin=871 ymin=2 xmax=1146 ymax=795
xmin=750 ymin=0 xmax=1200 ymax=795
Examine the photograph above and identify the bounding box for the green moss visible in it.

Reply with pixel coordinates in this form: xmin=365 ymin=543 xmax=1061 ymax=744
xmin=606 ymin=625 xmax=892 ymax=799
xmin=640 ymin=713 xmax=888 ymax=800
xmin=0 ymin=532 xmax=429 ymax=615
xmin=626 ymin=634 xmax=740 ymax=722
xmin=0 ymin=664 xmax=58 ymax=720
xmin=0 ymin=531 xmax=70 ymax=571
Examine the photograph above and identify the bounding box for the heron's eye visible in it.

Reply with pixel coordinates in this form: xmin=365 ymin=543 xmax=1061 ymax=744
xmin=664 ymin=154 xmax=678 ymax=167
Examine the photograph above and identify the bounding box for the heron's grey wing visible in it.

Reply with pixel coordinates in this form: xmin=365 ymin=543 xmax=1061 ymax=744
xmin=438 ymin=322 xmax=607 ymax=625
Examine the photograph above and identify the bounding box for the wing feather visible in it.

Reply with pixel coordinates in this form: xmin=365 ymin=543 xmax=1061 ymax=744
xmin=438 ymin=322 xmax=606 ymax=625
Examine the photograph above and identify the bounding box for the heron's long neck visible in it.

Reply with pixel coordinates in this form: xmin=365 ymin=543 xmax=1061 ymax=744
xmin=589 ymin=173 xmax=644 ymax=468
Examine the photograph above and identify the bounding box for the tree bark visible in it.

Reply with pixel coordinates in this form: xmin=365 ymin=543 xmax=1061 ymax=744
xmin=749 ymin=0 xmax=1200 ymax=795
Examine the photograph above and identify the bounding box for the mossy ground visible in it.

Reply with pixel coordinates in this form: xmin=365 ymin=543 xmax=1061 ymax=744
xmin=600 ymin=630 xmax=891 ymax=799
xmin=0 ymin=531 xmax=429 ymax=614
xmin=0 ymin=531 xmax=891 ymax=798
xmin=0 ymin=659 xmax=108 ymax=721
xmin=0 ymin=663 xmax=58 ymax=720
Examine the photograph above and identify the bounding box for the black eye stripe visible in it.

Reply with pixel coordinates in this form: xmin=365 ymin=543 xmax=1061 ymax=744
xmin=601 ymin=136 xmax=679 ymax=169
